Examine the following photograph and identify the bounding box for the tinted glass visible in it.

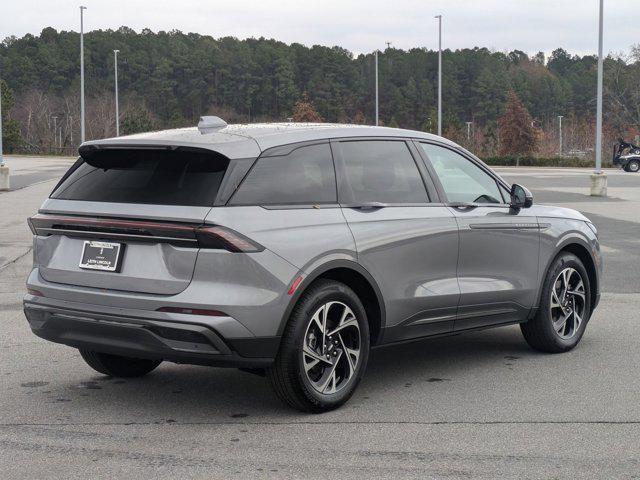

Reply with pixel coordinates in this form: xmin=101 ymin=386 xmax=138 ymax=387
xmin=338 ymin=141 xmax=428 ymax=204
xmin=51 ymin=149 xmax=229 ymax=206
xmin=230 ymin=143 xmax=336 ymax=205
xmin=420 ymin=143 xmax=503 ymax=204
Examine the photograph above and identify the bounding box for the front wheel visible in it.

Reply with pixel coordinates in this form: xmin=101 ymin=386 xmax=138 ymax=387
xmin=521 ymin=252 xmax=591 ymax=353
xmin=625 ymin=160 xmax=640 ymax=173
xmin=267 ymin=280 xmax=370 ymax=413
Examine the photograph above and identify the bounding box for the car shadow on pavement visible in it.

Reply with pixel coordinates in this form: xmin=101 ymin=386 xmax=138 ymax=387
xmin=27 ymin=324 xmax=541 ymax=420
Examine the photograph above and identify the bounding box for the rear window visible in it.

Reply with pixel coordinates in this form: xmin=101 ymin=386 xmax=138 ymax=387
xmin=229 ymin=143 xmax=336 ymax=205
xmin=337 ymin=140 xmax=429 ymax=204
xmin=51 ymin=149 xmax=230 ymax=206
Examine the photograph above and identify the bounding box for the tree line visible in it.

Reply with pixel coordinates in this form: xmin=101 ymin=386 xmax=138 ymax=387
xmin=1 ymin=27 xmax=639 ymax=158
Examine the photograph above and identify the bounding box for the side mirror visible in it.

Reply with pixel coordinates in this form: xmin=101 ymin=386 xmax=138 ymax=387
xmin=510 ymin=183 xmax=533 ymax=209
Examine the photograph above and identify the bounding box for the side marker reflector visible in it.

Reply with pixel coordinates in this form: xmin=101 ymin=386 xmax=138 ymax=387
xmin=288 ymin=276 xmax=303 ymax=295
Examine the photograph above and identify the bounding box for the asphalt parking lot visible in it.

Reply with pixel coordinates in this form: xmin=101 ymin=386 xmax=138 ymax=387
xmin=1 ymin=156 xmax=639 ymax=479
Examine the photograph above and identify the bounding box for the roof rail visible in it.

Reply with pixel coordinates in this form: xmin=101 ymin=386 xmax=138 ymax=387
xmin=198 ymin=116 xmax=228 ymax=134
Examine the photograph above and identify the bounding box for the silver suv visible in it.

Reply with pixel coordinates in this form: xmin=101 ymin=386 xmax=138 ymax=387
xmin=24 ymin=120 xmax=602 ymax=412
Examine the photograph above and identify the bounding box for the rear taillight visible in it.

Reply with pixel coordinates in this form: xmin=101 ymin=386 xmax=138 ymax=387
xmin=27 ymin=214 xmax=263 ymax=253
xmin=195 ymin=226 xmax=264 ymax=253
xmin=27 ymin=217 xmax=37 ymax=235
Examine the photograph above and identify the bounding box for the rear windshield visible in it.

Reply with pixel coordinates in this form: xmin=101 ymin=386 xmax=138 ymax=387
xmin=51 ymin=149 xmax=230 ymax=206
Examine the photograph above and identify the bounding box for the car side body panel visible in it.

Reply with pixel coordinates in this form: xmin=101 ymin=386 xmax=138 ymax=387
xmin=341 ymin=206 xmax=460 ymax=341
xmin=448 ymin=204 xmax=541 ymax=331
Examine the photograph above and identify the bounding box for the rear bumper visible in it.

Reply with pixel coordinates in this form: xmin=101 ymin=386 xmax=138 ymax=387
xmin=24 ymin=299 xmax=279 ymax=368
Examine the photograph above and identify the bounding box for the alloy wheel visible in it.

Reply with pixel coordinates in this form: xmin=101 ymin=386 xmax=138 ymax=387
xmin=549 ymin=267 xmax=586 ymax=340
xmin=302 ymin=301 xmax=361 ymax=395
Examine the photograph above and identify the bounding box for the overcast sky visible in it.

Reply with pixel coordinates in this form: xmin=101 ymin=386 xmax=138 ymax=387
xmin=1 ymin=0 xmax=637 ymax=57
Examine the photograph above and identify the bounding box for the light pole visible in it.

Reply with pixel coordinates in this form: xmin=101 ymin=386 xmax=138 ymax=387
xmin=0 ymin=72 xmax=3 ymax=167
xmin=80 ymin=6 xmax=87 ymax=144
xmin=374 ymin=50 xmax=379 ymax=126
xmin=558 ymin=115 xmax=563 ymax=155
xmin=52 ymin=115 xmax=58 ymax=149
xmin=435 ymin=15 xmax=442 ymax=137
xmin=591 ymin=0 xmax=607 ymax=196
xmin=114 ymin=49 xmax=120 ymax=136
xmin=0 ymin=65 xmax=7 ymax=190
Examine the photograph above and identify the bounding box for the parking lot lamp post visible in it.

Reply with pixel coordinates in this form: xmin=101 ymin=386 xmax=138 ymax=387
xmin=591 ymin=0 xmax=607 ymax=196
xmin=435 ymin=15 xmax=442 ymax=137
xmin=114 ymin=49 xmax=120 ymax=136
xmin=0 ymin=66 xmax=7 ymax=191
xmin=558 ymin=115 xmax=563 ymax=156
xmin=80 ymin=6 xmax=87 ymax=144
xmin=375 ymin=50 xmax=379 ymax=126
xmin=52 ymin=116 xmax=58 ymax=149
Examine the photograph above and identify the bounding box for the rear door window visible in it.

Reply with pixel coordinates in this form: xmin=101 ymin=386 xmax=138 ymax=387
xmin=51 ymin=149 xmax=229 ymax=206
xmin=336 ymin=140 xmax=429 ymax=204
xmin=229 ymin=143 xmax=337 ymax=205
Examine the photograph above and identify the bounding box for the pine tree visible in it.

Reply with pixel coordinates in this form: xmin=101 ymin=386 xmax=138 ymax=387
xmin=292 ymin=93 xmax=323 ymax=122
xmin=498 ymin=91 xmax=539 ymax=155
xmin=0 ymin=80 xmax=22 ymax=152
xmin=352 ymin=111 xmax=366 ymax=124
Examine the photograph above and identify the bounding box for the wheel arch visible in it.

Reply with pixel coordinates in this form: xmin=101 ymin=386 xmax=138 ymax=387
xmin=538 ymin=237 xmax=599 ymax=312
xmin=277 ymin=260 xmax=386 ymax=346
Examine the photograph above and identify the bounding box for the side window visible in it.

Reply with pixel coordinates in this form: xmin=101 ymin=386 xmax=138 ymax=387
xmin=337 ymin=140 xmax=429 ymax=204
xmin=419 ymin=143 xmax=504 ymax=204
xmin=230 ymin=143 xmax=336 ymax=205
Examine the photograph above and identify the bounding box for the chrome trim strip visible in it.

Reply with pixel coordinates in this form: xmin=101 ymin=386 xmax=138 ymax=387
xmin=407 ymin=313 xmax=457 ymax=326
xmin=456 ymin=307 xmax=517 ymax=320
xmin=469 ymin=223 xmax=540 ymax=230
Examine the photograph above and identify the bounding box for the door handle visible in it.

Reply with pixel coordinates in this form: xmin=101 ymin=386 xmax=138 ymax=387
xmin=350 ymin=202 xmax=387 ymax=210
xmin=449 ymin=202 xmax=476 ymax=210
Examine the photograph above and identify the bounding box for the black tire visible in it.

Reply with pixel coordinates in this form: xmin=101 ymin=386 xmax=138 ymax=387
xmin=79 ymin=350 xmax=162 ymax=377
xmin=626 ymin=160 xmax=640 ymax=173
xmin=521 ymin=252 xmax=591 ymax=353
xmin=267 ymin=279 xmax=370 ymax=413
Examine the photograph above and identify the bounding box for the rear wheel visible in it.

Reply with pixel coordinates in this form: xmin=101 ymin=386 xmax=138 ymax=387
xmin=626 ymin=160 xmax=640 ymax=172
xmin=79 ymin=350 xmax=162 ymax=377
xmin=521 ymin=252 xmax=591 ymax=353
xmin=267 ymin=280 xmax=370 ymax=413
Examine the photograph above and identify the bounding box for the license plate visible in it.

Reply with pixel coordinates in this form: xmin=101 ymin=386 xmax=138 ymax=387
xmin=79 ymin=241 xmax=124 ymax=272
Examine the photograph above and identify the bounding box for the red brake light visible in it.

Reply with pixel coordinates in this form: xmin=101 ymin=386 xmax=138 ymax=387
xmin=195 ymin=226 xmax=264 ymax=253
xmin=27 ymin=214 xmax=263 ymax=253
xmin=27 ymin=288 xmax=44 ymax=297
